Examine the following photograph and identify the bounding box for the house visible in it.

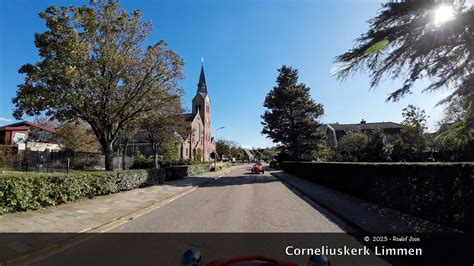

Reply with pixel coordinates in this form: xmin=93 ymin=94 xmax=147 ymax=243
xmin=0 ymin=121 xmax=60 ymax=151
xmin=322 ymin=119 xmax=402 ymax=148
xmin=242 ymin=149 xmax=256 ymax=161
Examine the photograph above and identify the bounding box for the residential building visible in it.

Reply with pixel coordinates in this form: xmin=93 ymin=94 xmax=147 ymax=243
xmin=0 ymin=121 xmax=60 ymax=151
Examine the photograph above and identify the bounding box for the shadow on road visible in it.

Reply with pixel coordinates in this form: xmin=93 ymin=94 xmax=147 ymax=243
xmin=200 ymin=175 xmax=278 ymax=188
xmin=162 ymin=166 xmax=277 ymax=188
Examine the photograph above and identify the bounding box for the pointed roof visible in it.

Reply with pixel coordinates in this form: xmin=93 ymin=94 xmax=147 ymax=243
xmin=197 ymin=63 xmax=207 ymax=95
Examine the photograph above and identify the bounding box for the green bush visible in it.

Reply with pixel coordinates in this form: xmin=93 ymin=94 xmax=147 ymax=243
xmin=282 ymin=161 xmax=473 ymax=232
xmin=0 ymin=168 xmax=165 ymax=214
xmin=212 ymin=162 xmax=232 ymax=171
xmin=130 ymin=154 xmax=154 ymax=169
xmin=165 ymin=163 xmax=211 ymax=179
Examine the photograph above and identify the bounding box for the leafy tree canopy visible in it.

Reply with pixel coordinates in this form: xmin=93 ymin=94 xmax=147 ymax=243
xmin=12 ymin=0 xmax=184 ymax=170
xmin=336 ymin=0 xmax=473 ymax=103
xmin=334 ymin=130 xmax=368 ymax=162
xmin=53 ymin=122 xmax=100 ymax=153
xmin=140 ymin=93 xmax=188 ymax=168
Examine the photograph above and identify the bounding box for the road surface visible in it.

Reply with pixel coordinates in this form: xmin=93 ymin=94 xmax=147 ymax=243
xmin=112 ymin=164 xmax=349 ymax=232
xmin=31 ymin=165 xmax=389 ymax=265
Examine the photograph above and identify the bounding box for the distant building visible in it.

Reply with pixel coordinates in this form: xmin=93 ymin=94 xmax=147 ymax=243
xmin=322 ymin=119 xmax=402 ymax=148
xmin=0 ymin=121 xmax=60 ymax=151
xmin=127 ymin=63 xmax=216 ymax=161
xmin=242 ymin=149 xmax=256 ymax=161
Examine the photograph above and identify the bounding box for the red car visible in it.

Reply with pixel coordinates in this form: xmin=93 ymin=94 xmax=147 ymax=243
xmin=251 ymin=163 xmax=264 ymax=174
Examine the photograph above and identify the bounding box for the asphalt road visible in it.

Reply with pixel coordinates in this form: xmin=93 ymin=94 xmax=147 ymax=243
xmin=31 ymin=165 xmax=389 ymax=265
xmin=112 ymin=164 xmax=350 ymax=233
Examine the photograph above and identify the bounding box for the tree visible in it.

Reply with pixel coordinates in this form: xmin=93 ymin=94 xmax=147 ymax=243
xmin=401 ymin=105 xmax=428 ymax=152
xmin=335 ymin=0 xmax=473 ymax=150
xmin=116 ymin=122 xmax=138 ymax=170
xmin=335 ymin=0 xmax=473 ymax=103
xmin=393 ymin=105 xmax=429 ymax=160
xmin=12 ymin=1 xmax=184 ymax=170
xmin=436 ymin=96 xmax=473 ymax=159
xmin=195 ymin=148 xmax=203 ymax=162
xmin=334 ymin=130 xmax=368 ymax=162
xmin=261 ymin=66 xmax=325 ymax=161
xmin=140 ymin=94 xmax=187 ymax=168
xmin=53 ymin=122 xmax=100 ymax=153
xmin=364 ymin=129 xmax=392 ymax=162
xmin=162 ymin=138 xmax=180 ymax=162
xmin=215 ymin=139 xmax=238 ymax=159
xmin=34 ymin=116 xmax=60 ymax=129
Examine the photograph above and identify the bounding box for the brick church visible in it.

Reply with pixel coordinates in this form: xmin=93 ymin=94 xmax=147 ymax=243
xmin=178 ymin=63 xmax=216 ymax=161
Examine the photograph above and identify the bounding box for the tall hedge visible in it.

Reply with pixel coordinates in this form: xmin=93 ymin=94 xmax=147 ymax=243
xmin=0 ymin=169 xmax=165 ymax=214
xmin=282 ymin=162 xmax=473 ymax=232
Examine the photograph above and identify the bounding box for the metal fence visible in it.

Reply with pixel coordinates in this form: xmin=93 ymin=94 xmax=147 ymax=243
xmin=10 ymin=150 xmax=132 ymax=172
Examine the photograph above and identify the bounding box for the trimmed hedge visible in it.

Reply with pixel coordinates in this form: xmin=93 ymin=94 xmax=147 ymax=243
xmin=214 ymin=162 xmax=232 ymax=171
xmin=165 ymin=163 xmax=211 ymax=179
xmin=0 ymin=169 xmax=165 ymax=214
xmin=282 ymin=162 xmax=473 ymax=232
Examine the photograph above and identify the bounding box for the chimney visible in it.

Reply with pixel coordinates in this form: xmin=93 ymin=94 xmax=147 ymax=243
xmin=360 ymin=119 xmax=366 ymax=124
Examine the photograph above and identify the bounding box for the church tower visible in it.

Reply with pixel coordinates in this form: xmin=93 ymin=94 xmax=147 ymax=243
xmin=192 ymin=63 xmax=213 ymax=160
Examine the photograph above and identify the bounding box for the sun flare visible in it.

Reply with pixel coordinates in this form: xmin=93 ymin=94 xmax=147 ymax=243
xmin=434 ymin=5 xmax=455 ymax=25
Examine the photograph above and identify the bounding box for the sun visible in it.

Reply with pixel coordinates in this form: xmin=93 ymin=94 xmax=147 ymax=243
xmin=434 ymin=5 xmax=455 ymax=25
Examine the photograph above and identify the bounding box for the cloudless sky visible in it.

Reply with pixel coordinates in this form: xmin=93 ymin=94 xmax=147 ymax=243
xmin=0 ymin=0 xmax=453 ymax=148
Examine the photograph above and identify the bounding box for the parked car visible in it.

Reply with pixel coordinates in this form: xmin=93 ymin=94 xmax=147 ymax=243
xmin=251 ymin=163 xmax=265 ymax=174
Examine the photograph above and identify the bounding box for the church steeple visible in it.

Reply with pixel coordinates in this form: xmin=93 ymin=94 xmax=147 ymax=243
xmin=197 ymin=63 xmax=207 ymax=95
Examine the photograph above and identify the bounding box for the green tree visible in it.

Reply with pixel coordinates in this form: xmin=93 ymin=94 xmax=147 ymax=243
xmin=261 ymin=65 xmax=325 ymax=161
xmin=162 ymin=138 xmax=180 ymax=163
xmin=364 ymin=129 xmax=392 ymax=162
xmin=260 ymin=147 xmax=278 ymax=160
xmin=335 ymin=0 xmax=473 ymax=149
xmin=116 ymin=121 xmax=138 ymax=170
xmin=436 ymin=96 xmax=473 ymax=159
xmin=334 ymin=130 xmax=368 ymax=162
xmin=141 ymin=94 xmax=188 ymax=168
xmin=215 ymin=139 xmax=230 ymax=160
xmin=53 ymin=122 xmax=100 ymax=153
xmin=393 ymin=105 xmax=429 ymax=160
xmin=336 ymin=0 xmax=473 ymax=103
xmin=195 ymin=148 xmax=203 ymax=162
xmin=12 ymin=1 xmax=184 ymax=170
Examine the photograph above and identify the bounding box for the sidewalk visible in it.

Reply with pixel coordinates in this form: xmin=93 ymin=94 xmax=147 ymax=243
xmin=271 ymin=170 xmax=457 ymax=233
xmin=0 ymin=165 xmax=245 ymax=264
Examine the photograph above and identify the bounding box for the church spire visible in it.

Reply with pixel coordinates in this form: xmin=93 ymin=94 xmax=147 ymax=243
xmin=197 ymin=61 xmax=207 ymax=95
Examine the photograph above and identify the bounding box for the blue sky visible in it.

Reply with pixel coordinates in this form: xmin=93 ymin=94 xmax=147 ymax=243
xmin=0 ymin=0 xmax=452 ymax=148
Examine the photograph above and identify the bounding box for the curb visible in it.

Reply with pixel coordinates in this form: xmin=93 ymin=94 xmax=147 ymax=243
xmin=270 ymin=171 xmax=370 ymax=234
xmin=2 ymin=166 xmax=240 ymax=265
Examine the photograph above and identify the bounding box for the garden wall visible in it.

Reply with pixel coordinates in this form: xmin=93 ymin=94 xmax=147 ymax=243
xmin=281 ymin=161 xmax=473 ymax=232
